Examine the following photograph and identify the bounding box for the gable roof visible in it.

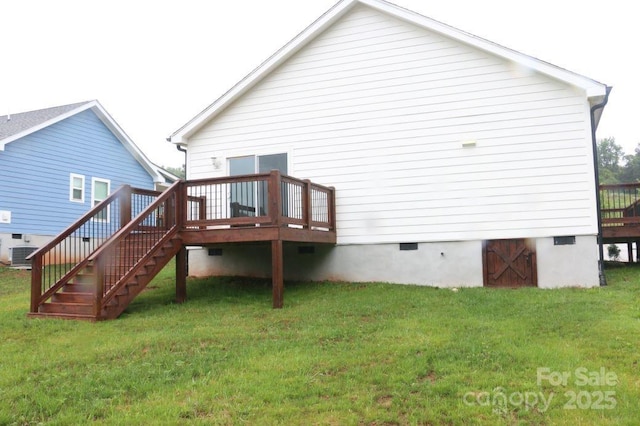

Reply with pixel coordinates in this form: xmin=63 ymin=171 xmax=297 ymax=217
xmin=0 ymin=101 xmax=90 ymax=142
xmin=169 ymin=0 xmax=609 ymax=145
xmin=0 ymin=100 xmax=164 ymax=183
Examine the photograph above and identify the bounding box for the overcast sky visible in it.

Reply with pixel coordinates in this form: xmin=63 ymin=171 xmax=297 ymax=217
xmin=1 ymin=0 xmax=635 ymax=168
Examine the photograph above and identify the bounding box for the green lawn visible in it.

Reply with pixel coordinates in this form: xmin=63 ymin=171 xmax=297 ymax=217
xmin=0 ymin=263 xmax=639 ymax=425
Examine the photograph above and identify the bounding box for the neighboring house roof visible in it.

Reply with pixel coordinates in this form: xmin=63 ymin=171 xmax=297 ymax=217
xmin=0 ymin=100 xmax=164 ymax=183
xmin=152 ymin=164 xmax=181 ymax=184
xmin=169 ymin=0 xmax=609 ymax=145
xmin=0 ymin=101 xmax=89 ymax=142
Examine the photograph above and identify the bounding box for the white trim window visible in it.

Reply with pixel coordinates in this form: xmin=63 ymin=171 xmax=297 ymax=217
xmin=69 ymin=173 xmax=85 ymax=203
xmin=91 ymin=178 xmax=111 ymax=221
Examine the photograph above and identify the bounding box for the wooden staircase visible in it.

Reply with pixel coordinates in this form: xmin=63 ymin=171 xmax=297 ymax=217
xmin=28 ymin=182 xmax=184 ymax=321
xmin=31 ymin=237 xmax=182 ymax=320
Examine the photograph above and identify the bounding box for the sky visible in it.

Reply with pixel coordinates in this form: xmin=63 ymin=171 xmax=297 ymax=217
xmin=1 ymin=0 xmax=636 ymax=168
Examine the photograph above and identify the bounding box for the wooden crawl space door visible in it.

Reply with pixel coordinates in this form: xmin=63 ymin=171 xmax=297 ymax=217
xmin=483 ymin=238 xmax=537 ymax=287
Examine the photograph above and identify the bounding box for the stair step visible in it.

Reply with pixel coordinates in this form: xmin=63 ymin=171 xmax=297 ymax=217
xmin=52 ymin=292 xmax=93 ymax=304
xmin=74 ymin=273 xmax=95 ymax=285
xmin=28 ymin=312 xmax=97 ymax=321
xmin=40 ymin=302 xmax=93 ymax=316
xmin=63 ymin=283 xmax=95 ymax=293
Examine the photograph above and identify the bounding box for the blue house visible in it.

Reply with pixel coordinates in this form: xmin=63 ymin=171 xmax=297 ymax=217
xmin=0 ymin=100 xmax=170 ymax=266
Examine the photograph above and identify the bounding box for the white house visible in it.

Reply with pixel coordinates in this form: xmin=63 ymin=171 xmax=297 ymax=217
xmin=169 ymin=0 xmax=609 ymax=288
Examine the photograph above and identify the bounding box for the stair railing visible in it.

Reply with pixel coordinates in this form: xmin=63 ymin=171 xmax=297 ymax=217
xmin=27 ymin=185 xmax=163 ymax=313
xmin=88 ymin=180 xmax=184 ymax=312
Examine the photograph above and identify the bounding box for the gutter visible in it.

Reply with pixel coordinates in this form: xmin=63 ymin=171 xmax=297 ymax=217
xmin=590 ymin=86 xmax=612 ymax=286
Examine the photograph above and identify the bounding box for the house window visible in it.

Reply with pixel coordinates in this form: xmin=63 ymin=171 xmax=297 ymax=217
xmin=70 ymin=173 xmax=85 ymax=202
xmin=92 ymin=178 xmax=110 ymax=221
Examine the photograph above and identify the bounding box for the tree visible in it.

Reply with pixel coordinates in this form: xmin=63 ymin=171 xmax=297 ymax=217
xmin=596 ymin=137 xmax=623 ymax=184
xmin=163 ymin=165 xmax=185 ymax=179
xmin=618 ymin=144 xmax=640 ymax=183
xmin=597 ymin=137 xmax=623 ymax=171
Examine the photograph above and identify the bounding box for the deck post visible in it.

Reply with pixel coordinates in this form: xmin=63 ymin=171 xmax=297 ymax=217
xmin=119 ymin=185 xmax=132 ymax=228
xmin=94 ymin=256 xmax=105 ymax=319
xmin=329 ymin=186 xmax=337 ymax=231
xmin=269 ymin=170 xmax=282 ymax=227
xmin=271 ymin=239 xmax=284 ymax=309
xmin=30 ymin=255 xmax=42 ymax=313
xmin=628 ymin=243 xmax=634 ymax=264
xmin=303 ymin=179 xmax=312 ymax=229
xmin=176 ymin=246 xmax=187 ymax=303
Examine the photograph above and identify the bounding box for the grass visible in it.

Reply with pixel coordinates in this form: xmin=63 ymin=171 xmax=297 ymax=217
xmin=0 ymin=263 xmax=639 ymax=425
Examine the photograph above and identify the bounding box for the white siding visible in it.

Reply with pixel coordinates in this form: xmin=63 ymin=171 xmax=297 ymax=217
xmin=188 ymin=4 xmax=597 ymax=244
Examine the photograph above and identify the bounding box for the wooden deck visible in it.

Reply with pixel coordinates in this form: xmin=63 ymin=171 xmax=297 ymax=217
xmin=600 ymin=183 xmax=640 ymax=243
xmin=27 ymin=171 xmax=336 ymax=320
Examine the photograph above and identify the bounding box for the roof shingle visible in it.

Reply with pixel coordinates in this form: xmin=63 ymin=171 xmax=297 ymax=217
xmin=0 ymin=101 xmax=91 ymax=141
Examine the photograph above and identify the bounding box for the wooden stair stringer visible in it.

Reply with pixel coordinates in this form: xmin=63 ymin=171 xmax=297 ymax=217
xmin=100 ymin=237 xmax=183 ymax=320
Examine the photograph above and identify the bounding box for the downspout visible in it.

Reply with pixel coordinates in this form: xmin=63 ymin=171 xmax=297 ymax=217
xmin=590 ymin=86 xmax=612 ymax=287
xmin=167 ymin=134 xmax=187 ymax=179
xmin=176 ymin=144 xmax=187 ymax=179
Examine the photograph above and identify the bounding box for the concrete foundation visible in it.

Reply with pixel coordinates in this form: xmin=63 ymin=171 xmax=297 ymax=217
xmin=187 ymin=235 xmax=599 ymax=288
xmin=535 ymin=235 xmax=599 ymax=288
xmin=3 ymin=231 xmax=600 ymax=288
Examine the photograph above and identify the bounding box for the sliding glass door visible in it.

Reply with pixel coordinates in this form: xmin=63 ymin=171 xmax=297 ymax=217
xmin=228 ymin=153 xmax=287 ymax=217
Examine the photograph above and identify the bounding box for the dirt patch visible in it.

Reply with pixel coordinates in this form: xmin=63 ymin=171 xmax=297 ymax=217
xmin=417 ymin=371 xmax=438 ymax=384
xmin=376 ymin=395 xmax=393 ymax=408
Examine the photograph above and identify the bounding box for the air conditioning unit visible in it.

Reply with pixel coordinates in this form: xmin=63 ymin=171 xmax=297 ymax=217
xmin=10 ymin=246 xmax=37 ymax=268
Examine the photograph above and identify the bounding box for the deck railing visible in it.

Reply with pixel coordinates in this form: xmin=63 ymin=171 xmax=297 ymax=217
xmin=184 ymin=170 xmax=335 ymax=231
xmin=600 ymin=183 xmax=640 ymax=228
xmin=27 ymin=185 xmax=162 ymax=312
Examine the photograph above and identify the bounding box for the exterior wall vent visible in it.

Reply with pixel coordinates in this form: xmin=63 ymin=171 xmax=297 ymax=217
xmin=10 ymin=246 xmax=37 ymax=267
xmin=554 ymin=236 xmax=576 ymax=246
xmin=399 ymin=243 xmax=418 ymax=251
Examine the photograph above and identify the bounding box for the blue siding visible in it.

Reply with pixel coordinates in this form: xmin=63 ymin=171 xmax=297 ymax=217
xmin=0 ymin=109 xmax=155 ymax=235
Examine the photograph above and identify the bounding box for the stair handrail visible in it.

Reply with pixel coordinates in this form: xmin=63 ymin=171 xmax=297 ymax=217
xmin=28 ymin=185 xmax=135 ymax=312
xmin=87 ymin=180 xmax=184 ymax=310
xmin=27 ymin=185 xmax=132 ymax=262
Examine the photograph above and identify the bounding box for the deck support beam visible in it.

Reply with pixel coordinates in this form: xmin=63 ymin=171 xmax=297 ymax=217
xmin=271 ymin=239 xmax=284 ymax=309
xmin=176 ymin=246 xmax=187 ymax=303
